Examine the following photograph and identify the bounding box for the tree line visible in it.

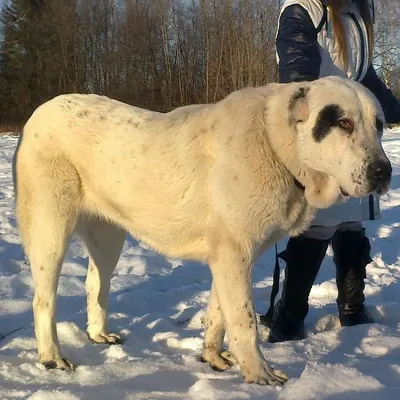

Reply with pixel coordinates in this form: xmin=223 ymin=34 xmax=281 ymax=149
xmin=0 ymin=0 xmax=399 ymax=131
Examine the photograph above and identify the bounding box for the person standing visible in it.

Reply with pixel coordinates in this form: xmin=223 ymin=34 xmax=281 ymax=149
xmin=262 ymin=0 xmax=400 ymax=343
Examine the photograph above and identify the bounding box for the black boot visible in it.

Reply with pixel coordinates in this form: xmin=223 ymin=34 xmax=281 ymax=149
xmin=267 ymin=235 xmax=330 ymax=343
xmin=332 ymin=228 xmax=374 ymax=327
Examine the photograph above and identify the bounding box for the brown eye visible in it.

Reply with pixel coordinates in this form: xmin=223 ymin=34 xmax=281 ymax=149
xmin=338 ymin=118 xmax=354 ymax=133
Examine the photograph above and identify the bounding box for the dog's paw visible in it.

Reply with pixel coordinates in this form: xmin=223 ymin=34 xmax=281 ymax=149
xmin=43 ymin=358 xmax=76 ymax=371
xmin=89 ymin=332 xmax=123 ymax=345
xmin=200 ymin=350 xmax=234 ymax=372
xmin=220 ymin=350 xmax=238 ymax=366
xmin=242 ymin=363 xmax=288 ymax=386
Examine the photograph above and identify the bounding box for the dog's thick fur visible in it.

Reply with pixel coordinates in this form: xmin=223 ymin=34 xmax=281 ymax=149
xmin=13 ymin=76 xmax=391 ymax=385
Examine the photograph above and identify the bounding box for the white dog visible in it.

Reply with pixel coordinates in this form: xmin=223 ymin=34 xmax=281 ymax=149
xmin=13 ymin=76 xmax=391 ymax=385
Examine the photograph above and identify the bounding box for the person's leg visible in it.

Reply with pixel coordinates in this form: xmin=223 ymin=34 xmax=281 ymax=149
xmin=266 ymin=225 xmax=335 ymax=343
xmin=332 ymin=222 xmax=374 ymax=326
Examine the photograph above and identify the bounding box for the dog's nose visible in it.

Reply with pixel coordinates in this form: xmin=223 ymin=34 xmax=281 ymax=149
xmin=367 ymin=159 xmax=392 ymax=188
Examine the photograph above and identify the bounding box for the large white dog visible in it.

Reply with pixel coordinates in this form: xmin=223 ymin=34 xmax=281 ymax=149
xmin=13 ymin=76 xmax=391 ymax=385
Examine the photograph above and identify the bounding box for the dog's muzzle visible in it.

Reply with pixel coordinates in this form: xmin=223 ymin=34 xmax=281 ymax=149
xmin=367 ymin=159 xmax=392 ymax=195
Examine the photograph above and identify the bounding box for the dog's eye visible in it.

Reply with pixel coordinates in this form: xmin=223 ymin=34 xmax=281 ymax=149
xmin=376 ymin=117 xmax=384 ymax=133
xmin=338 ymin=118 xmax=354 ymax=133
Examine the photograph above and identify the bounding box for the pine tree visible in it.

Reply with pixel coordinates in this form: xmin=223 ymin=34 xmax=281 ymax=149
xmin=0 ymin=0 xmax=82 ymax=128
xmin=0 ymin=0 xmax=45 ymax=125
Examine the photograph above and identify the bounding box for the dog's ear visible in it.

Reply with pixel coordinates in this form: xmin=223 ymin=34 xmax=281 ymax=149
xmin=304 ymin=170 xmax=343 ymax=208
xmin=288 ymin=87 xmax=310 ymax=125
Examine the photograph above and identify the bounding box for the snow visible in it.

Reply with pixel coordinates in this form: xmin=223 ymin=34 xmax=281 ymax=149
xmin=1 ymin=128 xmax=400 ymax=399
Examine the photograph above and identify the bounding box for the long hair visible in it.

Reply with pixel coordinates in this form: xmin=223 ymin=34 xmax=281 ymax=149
xmin=327 ymin=0 xmax=374 ymax=68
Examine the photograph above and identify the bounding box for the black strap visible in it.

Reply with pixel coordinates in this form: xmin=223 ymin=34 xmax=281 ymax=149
xmin=294 ymin=177 xmax=305 ymax=191
xmin=316 ymin=5 xmax=328 ymax=34
xmin=370 ymin=0 xmax=375 ymax=23
xmin=260 ymin=174 xmax=303 ymax=326
xmin=369 ymin=194 xmax=375 ymax=220
xmin=261 ymin=243 xmax=282 ymax=327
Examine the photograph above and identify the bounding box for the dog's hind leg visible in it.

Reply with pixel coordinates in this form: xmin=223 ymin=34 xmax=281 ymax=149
xmin=16 ymin=156 xmax=80 ymax=370
xmin=207 ymin=227 xmax=288 ymax=385
xmin=77 ymin=217 xmax=126 ymax=344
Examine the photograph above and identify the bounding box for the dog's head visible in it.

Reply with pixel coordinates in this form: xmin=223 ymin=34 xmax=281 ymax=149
xmin=288 ymin=76 xmax=392 ymax=201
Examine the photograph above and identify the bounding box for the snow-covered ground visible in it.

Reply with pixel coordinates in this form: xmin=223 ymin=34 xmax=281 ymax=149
xmin=1 ymin=129 xmax=400 ymax=400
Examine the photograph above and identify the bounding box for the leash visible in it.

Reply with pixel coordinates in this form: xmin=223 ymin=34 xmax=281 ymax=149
xmin=260 ymin=243 xmax=283 ymax=327
xmin=259 ymin=175 xmax=303 ymax=326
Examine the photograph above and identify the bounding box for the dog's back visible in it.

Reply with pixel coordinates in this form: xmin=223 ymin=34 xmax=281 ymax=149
xmin=15 ymin=94 xmax=217 ymax=260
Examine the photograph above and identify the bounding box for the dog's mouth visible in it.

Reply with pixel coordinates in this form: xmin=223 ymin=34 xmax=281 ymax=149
xmin=373 ymin=181 xmax=391 ymax=196
xmin=342 ymin=180 xmax=391 ymax=198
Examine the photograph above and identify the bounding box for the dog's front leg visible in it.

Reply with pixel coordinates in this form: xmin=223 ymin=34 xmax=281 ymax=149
xmin=201 ymin=282 xmax=237 ymax=371
xmin=208 ymin=233 xmax=288 ymax=385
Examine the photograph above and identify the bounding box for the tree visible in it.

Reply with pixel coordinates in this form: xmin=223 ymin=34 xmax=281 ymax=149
xmin=0 ymin=0 xmax=83 ymax=126
xmin=0 ymin=0 xmax=44 ymax=124
xmin=2 ymin=0 xmax=397 ymax=131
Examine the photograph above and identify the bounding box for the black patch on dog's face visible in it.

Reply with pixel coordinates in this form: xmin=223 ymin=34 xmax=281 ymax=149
xmin=288 ymin=87 xmax=309 ymax=112
xmin=312 ymin=104 xmax=345 ymax=142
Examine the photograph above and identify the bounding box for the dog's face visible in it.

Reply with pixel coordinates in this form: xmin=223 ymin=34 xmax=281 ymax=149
xmin=289 ymin=76 xmax=392 ymax=198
